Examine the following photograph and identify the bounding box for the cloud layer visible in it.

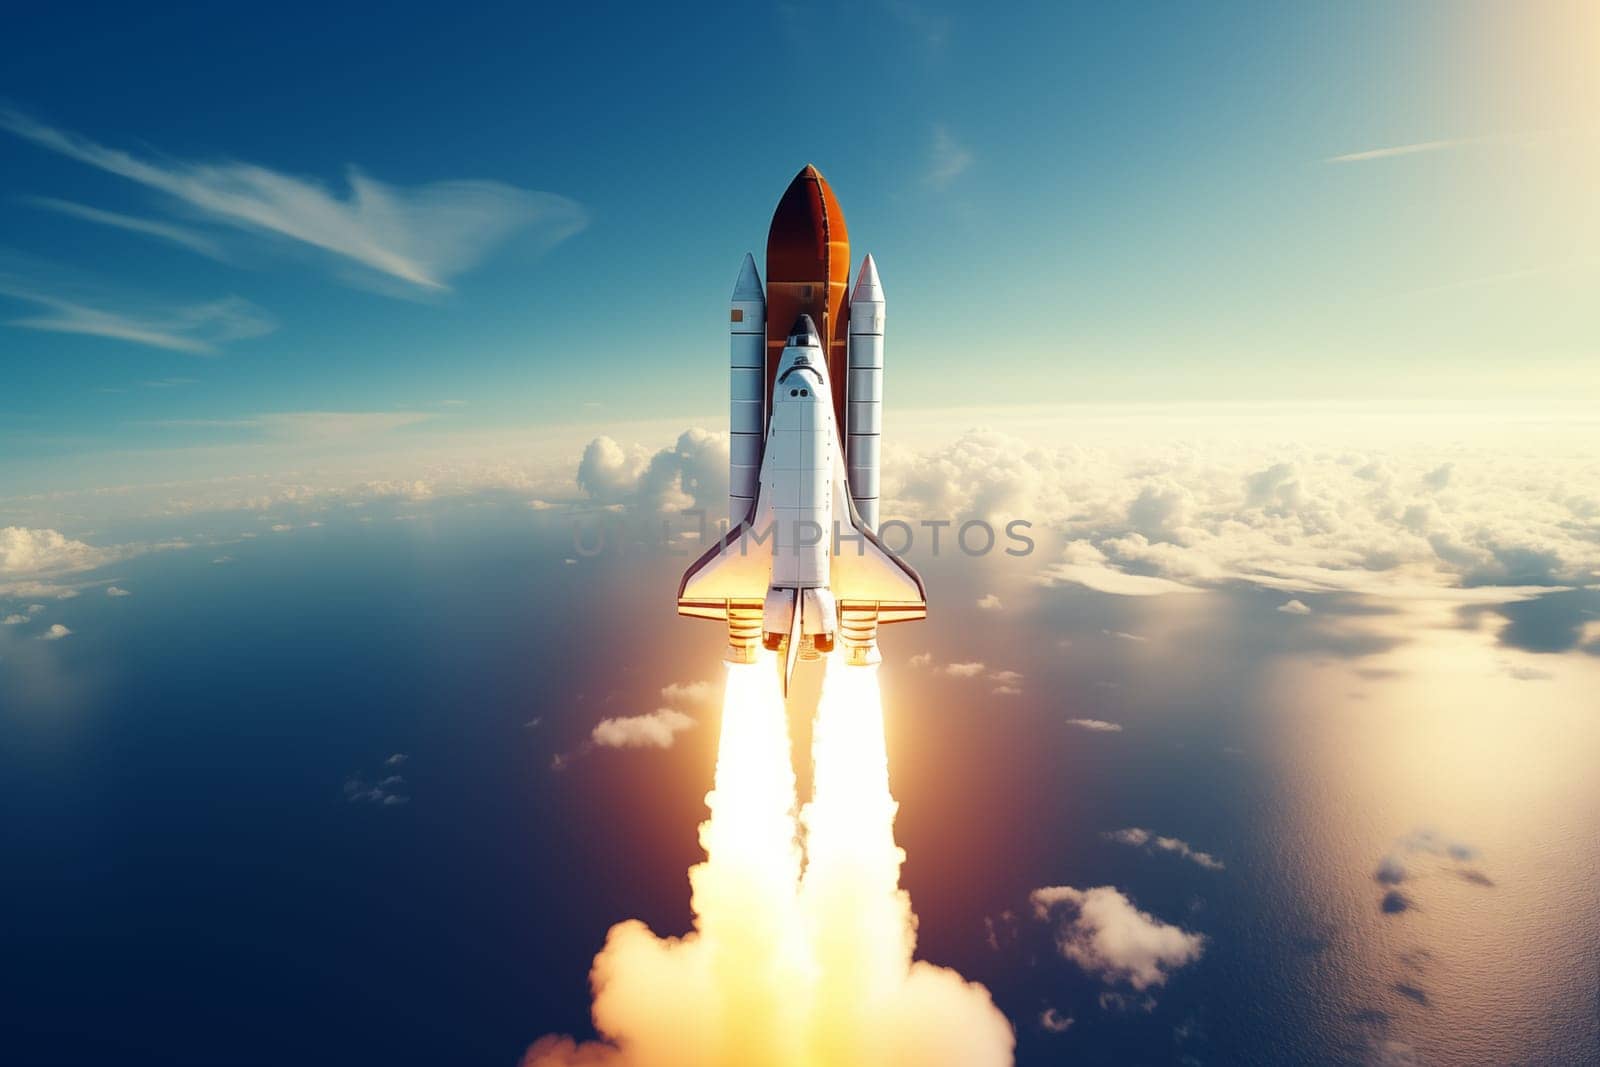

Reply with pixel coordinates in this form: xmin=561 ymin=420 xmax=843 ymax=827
xmin=9 ymin=412 xmax=1596 ymax=619
xmin=882 ymin=427 xmax=1600 ymax=597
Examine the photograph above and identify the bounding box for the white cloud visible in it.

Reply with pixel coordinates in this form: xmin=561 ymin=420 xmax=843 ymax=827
xmin=660 ymin=680 xmax=716 ymax=709
xmin=1097 ymin=991 xmax=1157 ymax=1014
xmin=552 ymin=680 xmax=712 ymax=764
xmin=1030 ymin=885 xmax=1206 ymax=990
xmin=385 ymin=753 xmax=408 ymax=766
xmin=911 ymin=654 xmax=1021 ymax=692
xmin=1039 ymin=1008 xmax=1074 ymax=1034
xmin=1103 ymin=629 xmax=1146 ymax=642
xmin=0 ymin=582 xmax=86 ymax=601
xmin=976 ymin=593 xmax=1002 ymax=610
xmin=927 ymin=124 xmax=973 ymax=187
xmin=39 ymin=623 xmax=73 ymax=641
xmin=983 ymin=910 xmax=1018 ymax=952
xmin=22 ymin=196 xmax=225 ymax=258
xmin=0 ymin=106 xmax=586 ymax=293
xmin=578 ymin=430 xmax=728 ymax=514
xmin=1152 ymin=836 xmax=1224 ymax=870
xmin=1104 ymin=828 xmax=1225 ymax=870
xmin=265 ymin=412 xmax=435 ymax=441
xmin=144 ymin=411 xmax=433 ymax=441
xmin=106 ymin=586 xmax=130 ymax=597
xmin=2 ymin=614 xmax=26 ymax=625
xmin=0 ymin=282 xmax=274 ymax=355
xmin=1066 ymin=718 xmax=1122 ymax=733
xmin=886 ymin=425 xmax=1600 ymax=599
xmin=1 ymin=527 xmax=115 ymax=576
xmin=1126 ymin=482 xmax=1196 ymax=543
xmin=887 ymin=428 xmax=1056 ymax=524
xmin=1423 ymin=463 xmax=1454 ymax=490
xmin=344 ymin=770 xmax=408 ymax=806
xmin=1277 ymin=598 xmax=1311 ymax=615
xmin=1041 ymin=542 xmax=1204 ymax=598
xmin=592 ymin=708 xmax=696 ymax=750
xmin=1325 ymin=136 xmax=1493 ymax=163
xmin=1242 ymin=461 xmax=1303 ymax=511
xmin=553 ymin=678 xmax=715 ymax=767
xmin=989 ymin=668 xmax=1024 ymax=696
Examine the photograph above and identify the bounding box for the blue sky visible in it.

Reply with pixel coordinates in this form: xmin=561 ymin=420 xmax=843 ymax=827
xmin=2 ymin=2 xmax=1595 ymax=476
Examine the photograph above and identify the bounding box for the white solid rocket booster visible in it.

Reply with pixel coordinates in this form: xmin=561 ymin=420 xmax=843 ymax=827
xmin=846 ymin=254 xmax=884 ymax=531
xmin=729 ymin=253 xmax=766 ymax=526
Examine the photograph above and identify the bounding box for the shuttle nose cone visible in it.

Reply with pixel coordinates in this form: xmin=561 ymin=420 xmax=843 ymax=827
xmin=787 ymin=314 xmax=819 ymax=347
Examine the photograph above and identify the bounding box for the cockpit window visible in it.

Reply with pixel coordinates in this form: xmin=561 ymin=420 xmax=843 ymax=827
xmin=777 ymin=364 xmax=822 ymax=387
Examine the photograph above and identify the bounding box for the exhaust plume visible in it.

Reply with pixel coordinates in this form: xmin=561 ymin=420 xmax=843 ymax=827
xmin=525 ymin=657 xmax=1013 ymax=1066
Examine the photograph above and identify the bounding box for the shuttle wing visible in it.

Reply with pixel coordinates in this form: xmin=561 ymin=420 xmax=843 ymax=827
xmin=678 ymin=493 xmax=772 ymax=620
xmin=830 ymin=454 xmax=926 ymax=623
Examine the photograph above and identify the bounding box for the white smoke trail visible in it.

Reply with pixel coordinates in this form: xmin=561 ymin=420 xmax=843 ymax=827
xmin=798 ymin=660 xmax=1014 ymax=1066
xmin=525 ymin=656 xmax=1013 ymax=1067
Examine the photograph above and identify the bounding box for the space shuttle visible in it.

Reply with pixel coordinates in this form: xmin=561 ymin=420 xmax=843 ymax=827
xmin=678 ymin=165 xmax=926 ymax=693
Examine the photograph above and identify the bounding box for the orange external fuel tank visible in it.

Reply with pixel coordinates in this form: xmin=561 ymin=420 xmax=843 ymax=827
xmin=765 ymin=164 xmax=851 ymax=430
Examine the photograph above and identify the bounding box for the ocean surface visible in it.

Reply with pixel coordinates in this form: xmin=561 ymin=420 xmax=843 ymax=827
xmin=2 ymin=501 xmax=1596 ymax=1065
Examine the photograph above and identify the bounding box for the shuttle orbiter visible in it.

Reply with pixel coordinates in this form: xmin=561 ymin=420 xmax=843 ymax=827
xmin=678 ymin=165 xmax=925 ymax=693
